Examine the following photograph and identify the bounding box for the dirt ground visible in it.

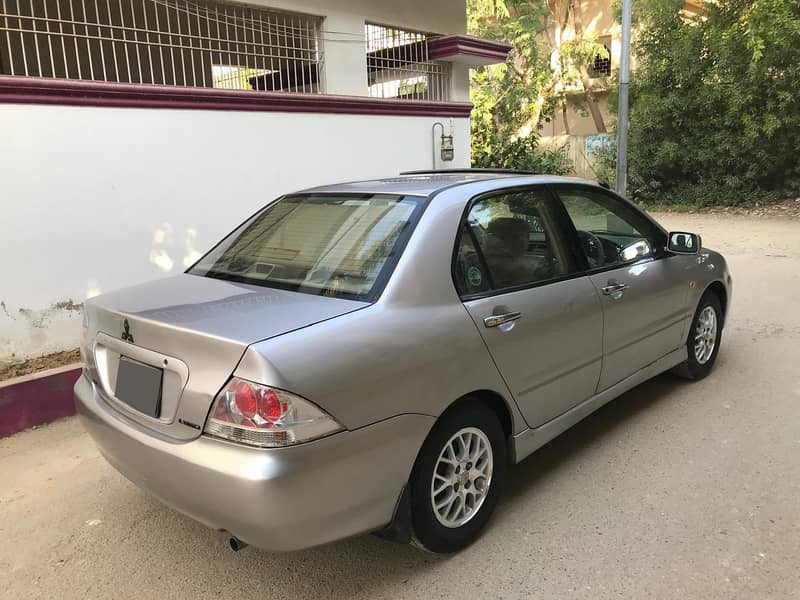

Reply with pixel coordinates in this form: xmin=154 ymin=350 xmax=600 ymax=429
xmin=649 ymin=198 xmax=800 ymax=220
xmin=1 ymin=211 xmax=799 ymax=599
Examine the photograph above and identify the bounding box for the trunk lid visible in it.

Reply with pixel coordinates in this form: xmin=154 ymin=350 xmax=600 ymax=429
xmin=85 ymin=274 xmax=367 ymax=440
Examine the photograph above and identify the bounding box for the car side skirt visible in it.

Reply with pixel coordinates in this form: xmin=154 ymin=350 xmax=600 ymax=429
xmin=510 ymin=346 xmax=688 ymax=464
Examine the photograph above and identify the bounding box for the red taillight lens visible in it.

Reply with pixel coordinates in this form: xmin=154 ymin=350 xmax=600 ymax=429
xmin=204 ymin=377 xmax=343 ymax=448
xmin=212 ymin=378 xmax=291 ymax=429
xmin=258 ymin=388 xmax=284 ymax=422
xmin=232 ymin=379 xmax=257 ymax=418
xmin=225 ymin=380 xmax=285 ymax=423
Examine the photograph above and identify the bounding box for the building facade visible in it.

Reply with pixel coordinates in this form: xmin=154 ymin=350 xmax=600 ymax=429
xmin=537 ymin=0 xmax=703 ymax=177
xmin=0 ymin=0 xmax=509 ymax=359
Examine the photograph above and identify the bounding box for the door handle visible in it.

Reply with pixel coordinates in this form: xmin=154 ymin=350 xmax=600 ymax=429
xmin=483 ymin=312 xmax=522 ymax=328
xmin=602 ymin=282 xmax=629 ymax=295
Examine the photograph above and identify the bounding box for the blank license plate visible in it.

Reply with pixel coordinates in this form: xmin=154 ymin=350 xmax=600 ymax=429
xmin=115 ymin=356 xmax=163 ymax=418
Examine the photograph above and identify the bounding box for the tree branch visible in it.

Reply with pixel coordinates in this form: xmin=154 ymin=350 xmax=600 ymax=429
xmin=571 ymin=0 xmax=607 ymax=132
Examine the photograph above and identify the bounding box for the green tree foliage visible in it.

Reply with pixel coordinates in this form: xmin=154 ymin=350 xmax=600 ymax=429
xmin=468 ymin=0 xmax=610 ymax=173
xmin=628 ymin=0 xmax=800 ymax=205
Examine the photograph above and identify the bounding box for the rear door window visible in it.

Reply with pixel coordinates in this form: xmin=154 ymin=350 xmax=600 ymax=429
xmin=453 ymin=188 xmax=577 ymax=295
xmin=454 ymin=224 xmax=491 ymax=295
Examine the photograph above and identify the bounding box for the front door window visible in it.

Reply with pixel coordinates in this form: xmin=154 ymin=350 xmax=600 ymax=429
xmin=557 ymin=188 xmax=664 ymax=269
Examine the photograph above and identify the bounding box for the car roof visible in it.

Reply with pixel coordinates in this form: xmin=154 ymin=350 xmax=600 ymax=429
xmin=297 ymin=170 xmax=607 ymax=197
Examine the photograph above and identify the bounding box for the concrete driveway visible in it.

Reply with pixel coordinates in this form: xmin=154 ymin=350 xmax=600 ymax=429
xmin=2 ymin=212 xmax=799 ymax=600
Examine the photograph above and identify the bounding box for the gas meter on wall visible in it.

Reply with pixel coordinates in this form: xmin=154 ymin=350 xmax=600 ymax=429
xmin=440 ymin=133 xmax=454 ymax=162
xmin=432 ymin=121 xmax=455 ymax=166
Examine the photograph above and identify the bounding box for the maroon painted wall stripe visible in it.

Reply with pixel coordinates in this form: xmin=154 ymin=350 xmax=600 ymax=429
xmin=0 ymin=364 xmax=81 ymax=437
xmin=0 ymin=76 xmax=473 ymax=117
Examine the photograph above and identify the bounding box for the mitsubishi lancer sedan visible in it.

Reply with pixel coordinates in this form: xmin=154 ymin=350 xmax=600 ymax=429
xmin=75 ymin=170 xmax=731 ymax=553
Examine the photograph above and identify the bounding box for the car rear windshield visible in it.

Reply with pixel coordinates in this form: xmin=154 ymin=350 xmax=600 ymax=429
xmin=189 ymin=193 xmax=425 ymax=301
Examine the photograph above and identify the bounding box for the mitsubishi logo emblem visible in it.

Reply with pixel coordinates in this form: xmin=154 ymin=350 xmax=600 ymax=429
xmin=121 ymin=319 xmax=134 ymax=343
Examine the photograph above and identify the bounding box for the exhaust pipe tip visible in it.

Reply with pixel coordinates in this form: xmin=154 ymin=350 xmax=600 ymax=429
xmin=229 ymin=536 xmax=248 ymax=552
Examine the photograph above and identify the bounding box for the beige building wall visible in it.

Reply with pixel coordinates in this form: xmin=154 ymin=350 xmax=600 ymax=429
xmin=540 ymin=95 xmax=613 ymax=137
xmin=538 ymin=0 xmax=702 ymax=174
xmin=539 ymin=0 xmax=619 ymax=139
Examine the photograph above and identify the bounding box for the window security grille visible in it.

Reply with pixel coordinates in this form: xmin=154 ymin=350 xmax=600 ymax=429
xmin=365 ymin=23 xmax=450 ymax=102
xmin=0 ymin=0 xmax=323 ymax=92
xmin=590 ymin=36 xmax=611 ymax=78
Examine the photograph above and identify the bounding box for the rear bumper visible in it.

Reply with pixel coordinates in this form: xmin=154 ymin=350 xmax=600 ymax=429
xmin=74 ymin=375 xmax=433 ymax=551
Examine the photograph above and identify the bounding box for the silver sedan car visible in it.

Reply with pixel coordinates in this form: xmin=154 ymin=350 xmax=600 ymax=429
xmin=75 ymin=170 xmax=731 ymax=553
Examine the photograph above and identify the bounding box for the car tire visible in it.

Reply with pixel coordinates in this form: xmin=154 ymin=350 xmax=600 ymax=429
xmin=408 ymin=400 xmax=507 ymax=553
xmin=674 ymin=291 xmax=723 ymax=380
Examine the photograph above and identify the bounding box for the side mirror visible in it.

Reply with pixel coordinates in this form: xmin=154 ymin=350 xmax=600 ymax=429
xmin=667 ymin=231 xmax=701 ymax=254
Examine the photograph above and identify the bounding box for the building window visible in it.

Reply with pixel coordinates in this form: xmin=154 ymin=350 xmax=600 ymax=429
xmin=365 ymin=23 xmax=450 ymax=102
xmin=0 ymin=0 xmax=323 ymax=92
xmin=590 ymin=36 xmax=611 ymax=78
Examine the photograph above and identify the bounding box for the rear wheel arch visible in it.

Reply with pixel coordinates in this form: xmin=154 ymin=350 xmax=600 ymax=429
xmin=378 ymin=389 xmax=514 ymax=547
xmin=440 ymin=389 xmax=515 ymax=442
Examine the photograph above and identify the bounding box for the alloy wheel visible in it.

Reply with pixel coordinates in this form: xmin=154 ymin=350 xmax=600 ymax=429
xmin=694 ymin=305 xmax=718 ymax=364
xmin=430 ymin=427 xmax=493 ymax=528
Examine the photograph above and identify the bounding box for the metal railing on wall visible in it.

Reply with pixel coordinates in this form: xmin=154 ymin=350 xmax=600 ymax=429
xmin=365 ymin=22 xmax=450 ymax=102
xmin=0 ymin=0 xmax=323 ymax=92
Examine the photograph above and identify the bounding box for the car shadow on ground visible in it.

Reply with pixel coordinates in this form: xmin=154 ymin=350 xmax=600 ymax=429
xmin=501 ymin=371 xmax=683 ymax=506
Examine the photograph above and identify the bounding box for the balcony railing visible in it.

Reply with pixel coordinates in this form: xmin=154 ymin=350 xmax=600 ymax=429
xmin=0 ymin=0 xmax=323 ymax=92
xmin=365 ymin=22 xmax=450 ymax=102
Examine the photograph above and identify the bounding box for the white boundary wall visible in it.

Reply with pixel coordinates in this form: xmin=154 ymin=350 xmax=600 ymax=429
xmin=0 ymin=103 xmax=470 ymax=358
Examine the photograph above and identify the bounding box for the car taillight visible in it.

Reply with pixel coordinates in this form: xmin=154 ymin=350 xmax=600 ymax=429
xmin=204 ymin=377 xmax=343 ymax=448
